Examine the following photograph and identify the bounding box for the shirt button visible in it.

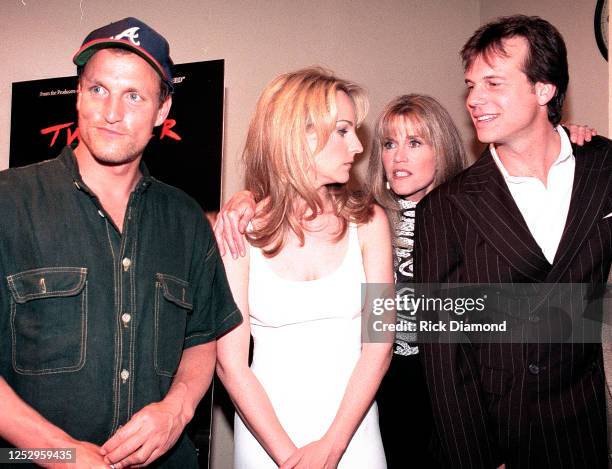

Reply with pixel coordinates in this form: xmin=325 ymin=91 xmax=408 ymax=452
xmin=122 ymin=258 xmax=132 ymax=271
xmin=528 ymin=363 xmax=540 ymax=375
xmin=529 ymin=315 xmax=540 ymax=323
xmin=120 ymin=369 xmax=130 ymax=382
xmin=121 ymin=313 xmax=132 ymax=325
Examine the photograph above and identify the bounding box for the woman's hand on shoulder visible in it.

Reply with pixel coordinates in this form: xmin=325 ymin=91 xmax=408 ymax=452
xmin=564 ymin=123 xmax=597 ymax=145
xmin=213 ymin=190 xmax=256 ymax=258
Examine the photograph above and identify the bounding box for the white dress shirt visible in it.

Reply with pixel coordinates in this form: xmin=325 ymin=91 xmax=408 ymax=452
xmin=490 ymin=126 xmax=575 ymax=264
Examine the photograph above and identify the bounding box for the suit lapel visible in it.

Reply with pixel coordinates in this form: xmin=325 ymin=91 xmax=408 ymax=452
xmin=525 ymin=140 xmax=611 ymax=315
xmin=546 ymin=142 xmax=612 ymax=282
xmin=449 ymin=150 xmax=551 ymax=281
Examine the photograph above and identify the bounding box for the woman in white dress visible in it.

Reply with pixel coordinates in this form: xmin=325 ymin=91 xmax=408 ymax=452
xmin=216 ymin=68 xmax=394 ymax=469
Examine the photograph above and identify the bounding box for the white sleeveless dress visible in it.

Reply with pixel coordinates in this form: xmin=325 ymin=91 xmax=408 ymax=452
xmin=233 ymin=225 xmax=386 ymax=468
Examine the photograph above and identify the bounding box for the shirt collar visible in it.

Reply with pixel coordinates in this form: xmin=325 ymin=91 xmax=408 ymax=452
xmin=489 ymin=125 xmax=574 ymax=184
xmin=58 ymin=144 xmax=153 ymax=195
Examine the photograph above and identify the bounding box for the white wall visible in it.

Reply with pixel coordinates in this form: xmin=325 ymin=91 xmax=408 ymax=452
xmin=480 ymin=0 xmax=609 ymax=136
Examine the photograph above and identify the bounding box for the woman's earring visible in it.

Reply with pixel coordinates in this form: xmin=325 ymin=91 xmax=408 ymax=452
xmin=386 ymin=181 xmax=390 ymax=190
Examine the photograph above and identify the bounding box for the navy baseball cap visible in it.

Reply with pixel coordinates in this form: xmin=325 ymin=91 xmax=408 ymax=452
xmin=73 ymin=17 xmax=174 ymax=90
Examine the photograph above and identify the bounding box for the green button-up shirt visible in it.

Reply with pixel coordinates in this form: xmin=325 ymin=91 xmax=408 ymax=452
xmin=0 ymin=146 xmax=241 ymax=467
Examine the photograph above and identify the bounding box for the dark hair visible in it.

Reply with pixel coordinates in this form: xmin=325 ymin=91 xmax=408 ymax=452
xmin=76 ymin=48 xmax=172 ymax=106
xmin=461 ymin=15 xmax=568 ymax=126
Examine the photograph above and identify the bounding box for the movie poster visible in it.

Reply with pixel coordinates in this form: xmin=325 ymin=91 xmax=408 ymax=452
xmin=10 ymin=59 xmax=224 ymax=212
xmin=9 ymin=60 xmax=224 ymax=468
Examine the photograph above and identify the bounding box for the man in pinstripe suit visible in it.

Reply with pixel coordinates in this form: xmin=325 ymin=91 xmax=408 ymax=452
xmin=415 ymin=15 xmax=612 ymax=468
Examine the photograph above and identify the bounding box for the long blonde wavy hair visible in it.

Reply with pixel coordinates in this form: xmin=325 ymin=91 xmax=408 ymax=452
xmin=244 ymin=67 xmax=371 ymax=256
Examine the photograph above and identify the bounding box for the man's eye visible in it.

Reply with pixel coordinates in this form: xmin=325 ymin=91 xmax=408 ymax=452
xmin=128 ymin=92 xmax=142 ymax=102
xmin=90 ymin=85 xmax=104 ymax=94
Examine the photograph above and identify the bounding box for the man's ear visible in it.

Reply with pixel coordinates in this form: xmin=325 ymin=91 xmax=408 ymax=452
xmin=534 ymin=82 xmax=557 ymax=106
xmin=76 ymin=81 xmax=82 ymax=112
xmin=155 ymin=95 xmax=172 ymax=127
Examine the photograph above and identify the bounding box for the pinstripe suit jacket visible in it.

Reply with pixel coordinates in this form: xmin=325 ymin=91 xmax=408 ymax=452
xmin=414 ymin=135 xmax=612 ymax=469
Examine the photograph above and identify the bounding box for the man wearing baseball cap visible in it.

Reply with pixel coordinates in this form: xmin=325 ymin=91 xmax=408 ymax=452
xmin=0 ymin=17 xmax=241 ymax=468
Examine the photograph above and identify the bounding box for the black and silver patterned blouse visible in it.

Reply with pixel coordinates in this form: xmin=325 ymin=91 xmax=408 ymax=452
xmin=392 ymin=198 xmax=419 ymax=356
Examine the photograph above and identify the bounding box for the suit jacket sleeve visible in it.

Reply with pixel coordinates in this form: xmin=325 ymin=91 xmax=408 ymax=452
xmin=415 ymin=189 xmax=503 ymax=469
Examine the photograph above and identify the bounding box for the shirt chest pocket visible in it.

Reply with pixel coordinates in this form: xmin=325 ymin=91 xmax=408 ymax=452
xmin=7 ymin=267 xmax=88 ymax=375
xmin=154 ymin=273 xmax=193 ymax=377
